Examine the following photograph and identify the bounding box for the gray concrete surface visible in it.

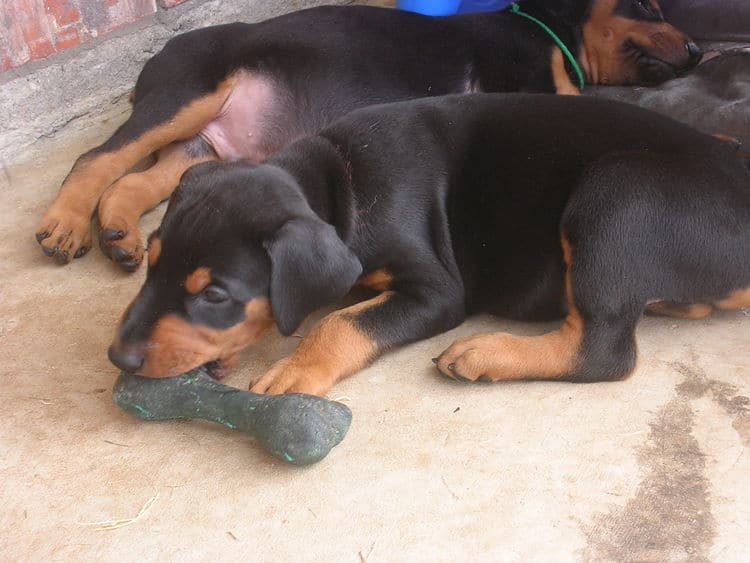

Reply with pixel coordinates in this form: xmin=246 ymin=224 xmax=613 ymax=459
xmin=1 ymin=0 xmax=749 ymax=560
xmin=0 ymin=0 xmax=357 ymax=165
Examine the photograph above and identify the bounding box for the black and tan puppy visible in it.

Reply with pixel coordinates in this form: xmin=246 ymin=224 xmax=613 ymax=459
xmin=36 ymin=0 xmax=700 ymax=271
xmin=108 ymin=94 xmax=750 ymax=395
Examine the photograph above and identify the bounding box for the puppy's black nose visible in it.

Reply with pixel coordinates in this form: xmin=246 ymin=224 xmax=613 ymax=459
xmin=686 ymin=41 xmax=702 ymax=65
xmin=108 ymin=343 xmax=144 ymax=373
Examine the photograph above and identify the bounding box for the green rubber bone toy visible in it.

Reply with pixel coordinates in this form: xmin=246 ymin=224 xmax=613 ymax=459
xmin=113 ymin=367 xmax=352 ymax=465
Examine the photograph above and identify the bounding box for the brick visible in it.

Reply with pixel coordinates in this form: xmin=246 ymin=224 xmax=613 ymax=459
xmin=0 ymin=0 xmax=53 ymax=69
xmin=44 ymin=0 xmax=82 ymax=27
xmin=54 ymin=25 xmax=81 ymax=49
xmin=28 ymin=36 xmax=55 ymax=59
xmin=0 ymin=0 xmax=157 ymax=70
xmin=91 ymin=0 xmax=158 ymax=35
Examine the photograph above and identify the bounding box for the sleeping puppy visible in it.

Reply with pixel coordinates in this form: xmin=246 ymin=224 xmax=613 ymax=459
xmin=36 ymin=0 xmax=701 ymax=271
xmin=108 ymin=94 xmax=750 ymax=395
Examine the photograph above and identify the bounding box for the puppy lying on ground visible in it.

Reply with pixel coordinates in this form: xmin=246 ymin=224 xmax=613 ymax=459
xmin=108 ymin=94 xmax=750 ymax=395
xmin=35 ymin=0 xmax=699 ymax=271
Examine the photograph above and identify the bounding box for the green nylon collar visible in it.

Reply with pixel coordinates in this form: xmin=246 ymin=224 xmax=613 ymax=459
xmin=509 ymin=2 xmax=586 ymax=91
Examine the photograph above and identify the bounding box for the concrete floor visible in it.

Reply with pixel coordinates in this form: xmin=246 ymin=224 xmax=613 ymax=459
xmin=2 ymin=91 xmax=750 ymax=563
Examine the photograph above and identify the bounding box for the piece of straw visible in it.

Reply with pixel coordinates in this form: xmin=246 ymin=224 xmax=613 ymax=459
xmin=80 ymin=491 xmax=158 ymax=531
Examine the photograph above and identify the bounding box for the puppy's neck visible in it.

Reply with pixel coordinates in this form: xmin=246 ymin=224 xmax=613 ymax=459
xmin=266 ymin=135 xmax=354 ymax=231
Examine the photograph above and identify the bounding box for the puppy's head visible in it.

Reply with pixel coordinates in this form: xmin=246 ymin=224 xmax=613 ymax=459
xmin=108 ymin=161 xmax=362 ymax=379
xmin=580 ymin=0 xmax=701 ymax=85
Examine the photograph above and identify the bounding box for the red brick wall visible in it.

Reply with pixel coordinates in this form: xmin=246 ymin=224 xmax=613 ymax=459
xmin=0 ymin=0 xmax=190 ymax=72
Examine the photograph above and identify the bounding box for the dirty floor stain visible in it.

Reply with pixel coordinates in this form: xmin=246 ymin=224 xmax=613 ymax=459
xmin=674 ymin=361 xmax=750 ymax=448
xmin=583 ymin=365 xmax=716 ymax=562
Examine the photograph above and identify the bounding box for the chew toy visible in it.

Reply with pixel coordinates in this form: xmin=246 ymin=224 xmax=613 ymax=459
xmin=112 ymin=368 xmax=352 ymax=465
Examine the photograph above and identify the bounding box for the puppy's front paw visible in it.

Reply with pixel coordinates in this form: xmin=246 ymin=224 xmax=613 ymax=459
xmin=250 ymin=358 xmax=334 ymax=396
xmin=98 ymin=224 xmax=145 ymax=272
xmin=36 ymin=203 xmax=92 ymax=264
xmin=98 ymin=189 xmax=145 ymax=272
xmin=434 ymin=333 xmax=509 ymax=383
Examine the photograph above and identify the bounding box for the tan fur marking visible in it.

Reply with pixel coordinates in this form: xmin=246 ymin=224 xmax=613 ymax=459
xmin=147 ymin=237 xmax=162 ymax=268
xmin=436 ymin=236 xmax=584 ymax=381
xmin=715 ymin=287 xmax=750 ymax=310
xmin=37 ymin=77 xmax=235 ymax=258
xmin=646 ymin=301 xmax=714 ymax=319
xmin=250 ymin=292 xmax=391 ymax=396
xmin=357 ymin=268 xmax=394 ymax=292
xmin=710 ymin=134 xmax=750 ymax=159
xmin=712 ymin=133 xmax=741 ymax=145
xmin=184 ymin=267 xmax=212 ymax=295
xmin=99 ymin=140 xmax=216 ymax=238
xmin=142 ymin=299 xmax=274 ymax=378
xmin=97 ymin=139 xmax=216 ymax=268
xmin=57 ymin=78 xmax=231 ymax=210
xmin=580 ymin=0 xmax=691 ymax=85
xmin=551 ymin=46 xmax=581 ymax=95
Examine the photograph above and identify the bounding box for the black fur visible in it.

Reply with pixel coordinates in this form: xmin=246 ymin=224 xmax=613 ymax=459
xmin=95 ymin=0 xmax=699 ymax=161
xmin=42 ymin=0 xmax=700 ymax=271
xmin=111 ymin=94 xmax=750 ymax=382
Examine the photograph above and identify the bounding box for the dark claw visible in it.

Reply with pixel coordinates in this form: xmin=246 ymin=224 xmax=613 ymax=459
xmin=42 ymin=246 xmax=56 ymax=257
xmin=439 ymin=363 xmax=470 ymax=382
xmin=100 ymin=228 xmax=125 ymax=242
xmin=447 ymin=364 xmax=469 ymax=381
xmin=431 ymin=357 xmax=439 ymax=364
xmin=477 ymin=375 xmax=491 ymax=382
xmin=74 ymin=246 xmax=88 ymax=259
xmin=55 ymin=250 xmax=69 ymax=264
xmin=111 ymin=245 xmax=133 ymax=263
xmin=118 ymin=260 xmax=140 ymax=273
xmin=36 ymin=231 xmax=49 ymax=243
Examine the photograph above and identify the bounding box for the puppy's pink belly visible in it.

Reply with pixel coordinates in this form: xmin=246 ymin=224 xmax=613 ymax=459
xmin=200 ymin=120 xmax=260 ymax=161
xmin=199 ymin=71 xmax=279 ymax=162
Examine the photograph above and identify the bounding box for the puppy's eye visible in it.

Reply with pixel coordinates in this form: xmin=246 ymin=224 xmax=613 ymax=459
xmin=202 ymin=285 xmax=229 ymax=304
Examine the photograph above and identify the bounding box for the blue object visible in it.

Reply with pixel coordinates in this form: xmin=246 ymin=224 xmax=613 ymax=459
xmin=397 ymin=0 xmax=510 ymax=15
xmin=396 ymin=0 xmax=462 ymax=15
xmin=458 ymin=0 xmax=511 ymax=13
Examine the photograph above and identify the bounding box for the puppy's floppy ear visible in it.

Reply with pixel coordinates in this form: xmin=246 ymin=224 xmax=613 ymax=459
xmin=264 ymin=217 xmax=362 ymax=336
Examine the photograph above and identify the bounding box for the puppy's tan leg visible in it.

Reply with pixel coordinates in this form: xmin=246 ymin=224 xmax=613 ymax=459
xmin=36 ymin=79 xmax=233 ymax=264
xmin=435 ymin=236 xmax=581 ymax=381
xmin=435 ymin=235 xmax=636 ymax=383
xmin=250 ymin=293 xmax=392 ymax=396
xmin=435 ymin=314 xmax=584 ymax=382
xmin=644 ymin=286 xmax=750 ymax=319
xmin=715 ymin=287 xmax=750 ymax=310
xmin=645 ymin=301 xmax=714 ymax=319
xmin=551 ymin=46 xmax=582 ymax=96
xmin=98 ymin=137 xmax=216 ymax=271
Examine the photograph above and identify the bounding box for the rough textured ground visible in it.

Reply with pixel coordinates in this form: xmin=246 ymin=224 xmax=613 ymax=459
xmin=2 ymin=2 xmax=749 ymax=561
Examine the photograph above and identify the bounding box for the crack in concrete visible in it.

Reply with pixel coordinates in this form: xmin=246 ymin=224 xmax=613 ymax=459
xmin=36 ymin=111 xmax=92 ymax=141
